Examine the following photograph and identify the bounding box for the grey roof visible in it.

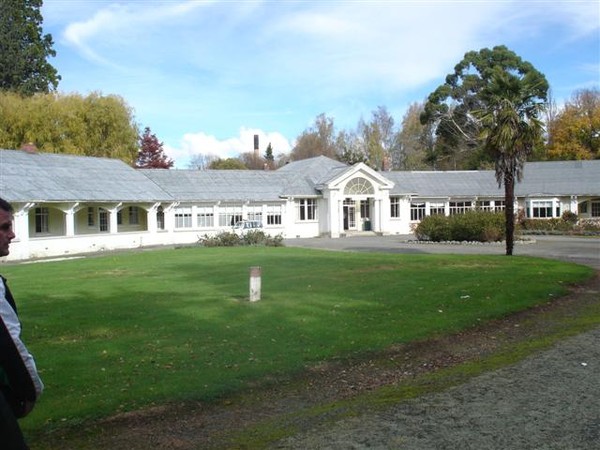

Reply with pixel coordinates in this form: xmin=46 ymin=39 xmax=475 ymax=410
xmin=518 ymin=160 xmax=600 ymax=196
xmin=278 ymin=156 xmax=349 ymax=194
xmin=1 ymin=149 xmax=598 ymax=205
xmin=386 ymin=170 xmax=503 ymax=198
xmin=0 ymin=149 xmax=172 ymax=203
xmin=140 ymin=169 xmax=293 ymax=202
xmin=386 ymin=160 xmax=600 ymax=198
xmin=140 ymin=157 xmax=349 ymax=201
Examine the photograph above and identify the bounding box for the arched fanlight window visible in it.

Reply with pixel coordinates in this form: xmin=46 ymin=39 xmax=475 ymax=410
xmin=344 ymin=177 xmax=374 ymax=195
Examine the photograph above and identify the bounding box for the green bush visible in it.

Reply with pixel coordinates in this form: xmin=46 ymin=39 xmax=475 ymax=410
xmin=415 ymin=214 xmax=452 ymax=241
xmin=416 ymin=211 xmax=505 ymax=242
xmin=199 ymin=232 xmax=241 ymax=247
xmin=199 ymin=231 xmax=285 ymax=247
xmin=562 ymin=210 xmax=578 ymax=224
xmin=241 ymin=230 xmax=285 ymax=247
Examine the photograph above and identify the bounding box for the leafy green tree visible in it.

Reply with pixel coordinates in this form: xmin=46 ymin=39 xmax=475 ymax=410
xmin=0 ymin=0 xmax=60 ymax=94
xmin=547 ymin=88 xmax=600 ymax=160
xmin=0 ymin=91 xmax=139 ymax=164
xmin=209 ymin=158 xmax=248 ymax=170
xmin=422 ymin=46 xmax=548 ymax=255
xmin=135 ymin=127 xmax=174 ymax=169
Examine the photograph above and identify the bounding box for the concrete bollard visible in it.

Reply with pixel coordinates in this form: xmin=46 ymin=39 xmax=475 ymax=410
xmin=249 ymin=266 xmax=261 ymax=302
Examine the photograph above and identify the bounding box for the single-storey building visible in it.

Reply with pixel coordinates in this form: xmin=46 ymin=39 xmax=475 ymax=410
xmin=0 ymin=148 xmax=598 ymax=261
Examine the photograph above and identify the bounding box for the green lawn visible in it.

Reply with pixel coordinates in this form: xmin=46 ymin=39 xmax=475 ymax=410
xmin=0 ymin=246 xmax=593 ymax=438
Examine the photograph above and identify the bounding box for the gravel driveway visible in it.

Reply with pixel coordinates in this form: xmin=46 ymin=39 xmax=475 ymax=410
xmin=276 ymin=235 xmax=600 ymax=450
xmin=278 ymin=326 xmax=600 ymax=449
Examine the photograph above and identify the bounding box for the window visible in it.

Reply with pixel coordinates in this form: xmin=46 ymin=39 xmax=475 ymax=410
xmin=129 ymin=206 xmax=139 ymax=225
xmin=410 ymin=202 xmax=425 ymax=221
xmin=99 ymin=209 xmax=109 ymax=232
xmin=592 ymin=201 xmax=600 ymax=218
xmin=247 ymin=205 xmax=263 ymax=223
xmin=87 ymin=207 xmax=95 ymax=226
xmin=530 ymin=200 xmax=553 ymax=218
xmin=117 ymin=210 xmax=123 ymax=225
xmin=429 ymin=202 xmax=445 ymax=216
xmin=449 ymin=201 xmax=472 ymax=215
xmin=477 ymin=200 xmax=504 ymax=212
xmin=35 ymin=207 xmax=49 ymax=233
xmin=344 ymin=177 xmax=374 ymax=195
xmin=267 ymin=205 xmax=282 ymax=225
xmin=174 ymin=207 xmax=192 ymax=228
xmin=197 ymin=207 xmax=214 ymax=227
xmin=218 ymin=205 xmax=242 ymax=227
xmin=390 ymin=197 xmax=400 ymax=218
xmin=298 ymin=199 xmax=317 ymax=221
xmin=476 ymin=200 xmax=492 ymax=211
xmin=579 ymin=201 xmax=588 ymax=214
xmin=156 ymin=206 xmax=165 ymax=230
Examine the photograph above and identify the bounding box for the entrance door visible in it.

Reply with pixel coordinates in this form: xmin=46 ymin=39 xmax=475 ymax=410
xmin=343 ymin=199 xmax=356 ymax=231
xmin=360 ymin=200 xmax=371 ymax=231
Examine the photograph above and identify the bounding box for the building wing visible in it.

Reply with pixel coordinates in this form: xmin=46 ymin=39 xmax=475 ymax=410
xmin=0 ymin=149 xmax=172 ymax=203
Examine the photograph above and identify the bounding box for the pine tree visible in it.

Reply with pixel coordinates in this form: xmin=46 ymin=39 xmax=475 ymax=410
xmin=0 ymin=0 xmax=61 ymax=95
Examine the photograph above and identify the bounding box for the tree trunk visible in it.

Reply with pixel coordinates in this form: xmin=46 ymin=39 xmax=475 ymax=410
xmin=504 ymin=173 xmax=515 ymax=256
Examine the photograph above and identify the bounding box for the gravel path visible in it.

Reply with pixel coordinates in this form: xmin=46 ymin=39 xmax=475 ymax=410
xmin=278 ymin=310 xmax=600 ymax=450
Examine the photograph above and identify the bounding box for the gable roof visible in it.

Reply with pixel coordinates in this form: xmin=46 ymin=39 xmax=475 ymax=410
xmin=0 ymin=149 xmax=172 ymax=203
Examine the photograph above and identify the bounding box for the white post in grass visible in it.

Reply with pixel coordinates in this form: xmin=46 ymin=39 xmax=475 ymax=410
xmin=249 ymin=266 xmax=262 ymax=302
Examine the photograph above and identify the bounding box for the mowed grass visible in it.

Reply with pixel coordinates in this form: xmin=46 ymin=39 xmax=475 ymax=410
xmin=0 ymin=246 xmax=592 ymax=438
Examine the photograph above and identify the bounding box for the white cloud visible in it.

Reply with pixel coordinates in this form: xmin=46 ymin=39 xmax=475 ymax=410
xmin=61 ymin=1 xmax=212 ymax=68
xmin=164 ymin=128 xmax=292 ymax=169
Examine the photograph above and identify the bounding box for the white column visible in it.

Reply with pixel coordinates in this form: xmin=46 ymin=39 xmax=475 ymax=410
xmin=65 ymin=202 xmax=80 ymax=236
xmin=108 ymin=203 xmax=122 ymax=234
xmin=147 ymin=203 xmax=160 ymax=233
xmin=13 ymin=203 xmax=34 ymax=243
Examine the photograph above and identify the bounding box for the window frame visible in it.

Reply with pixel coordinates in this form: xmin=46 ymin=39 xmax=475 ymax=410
xmin=390 ymin=197 xmax=400 ymax=219
xmin=297 ymin=199 xmax=317 ymax=221
xmin=35 ymin=207 xmax=49 ymax=234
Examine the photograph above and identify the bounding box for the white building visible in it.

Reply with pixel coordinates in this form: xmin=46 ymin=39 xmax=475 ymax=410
xmin=1 ymin=148 xmax=598 ymax=262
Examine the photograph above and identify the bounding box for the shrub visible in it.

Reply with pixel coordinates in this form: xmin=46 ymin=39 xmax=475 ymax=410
xmin=415 ymin=211 xmax=505 ymax=242
xmin=241 ymin=230 xmax=285 ymax=247
xmin=199 ymin=231 xmax=284 ymax=247
xmin=415 ymin=214 xmax=452 ymax=241
xmin=562 ymin=210 xmax=578 ymax=224
xmin=199 ymin=232 xmax=241 ymax=247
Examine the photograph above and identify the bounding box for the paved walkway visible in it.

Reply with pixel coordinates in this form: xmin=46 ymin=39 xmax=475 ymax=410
xmin=285 ymin=234 xmax=600 ymax=269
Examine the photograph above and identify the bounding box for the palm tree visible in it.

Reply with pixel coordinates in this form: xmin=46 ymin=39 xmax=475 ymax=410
xmin=479 ymin=70 xmax=547 ymax=255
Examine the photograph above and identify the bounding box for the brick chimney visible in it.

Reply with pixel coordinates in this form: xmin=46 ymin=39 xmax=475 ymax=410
xmin=20 ymin=142 xmax=37 ymax=154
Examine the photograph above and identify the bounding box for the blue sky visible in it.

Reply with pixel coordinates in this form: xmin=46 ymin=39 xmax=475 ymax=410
xmin=41 ymin=0 xmax=599 ymax=168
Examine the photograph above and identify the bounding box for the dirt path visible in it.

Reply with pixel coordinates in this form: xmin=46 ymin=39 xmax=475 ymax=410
xmin=40 ymin=273 xmax=600 ymax=449
xmin=280 ymin=320 xmax=600 ymax=449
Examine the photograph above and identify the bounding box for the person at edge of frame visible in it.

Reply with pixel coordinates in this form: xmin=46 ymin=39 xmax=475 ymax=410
xmin=0 ymin=197 xmax=44 ymax=450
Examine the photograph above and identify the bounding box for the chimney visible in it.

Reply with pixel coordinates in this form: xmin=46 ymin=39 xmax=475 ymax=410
xmin=253 ymin=134 xmax=259 ymax=159
xmin=20 ymin=142 xmax=37 ymax=154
